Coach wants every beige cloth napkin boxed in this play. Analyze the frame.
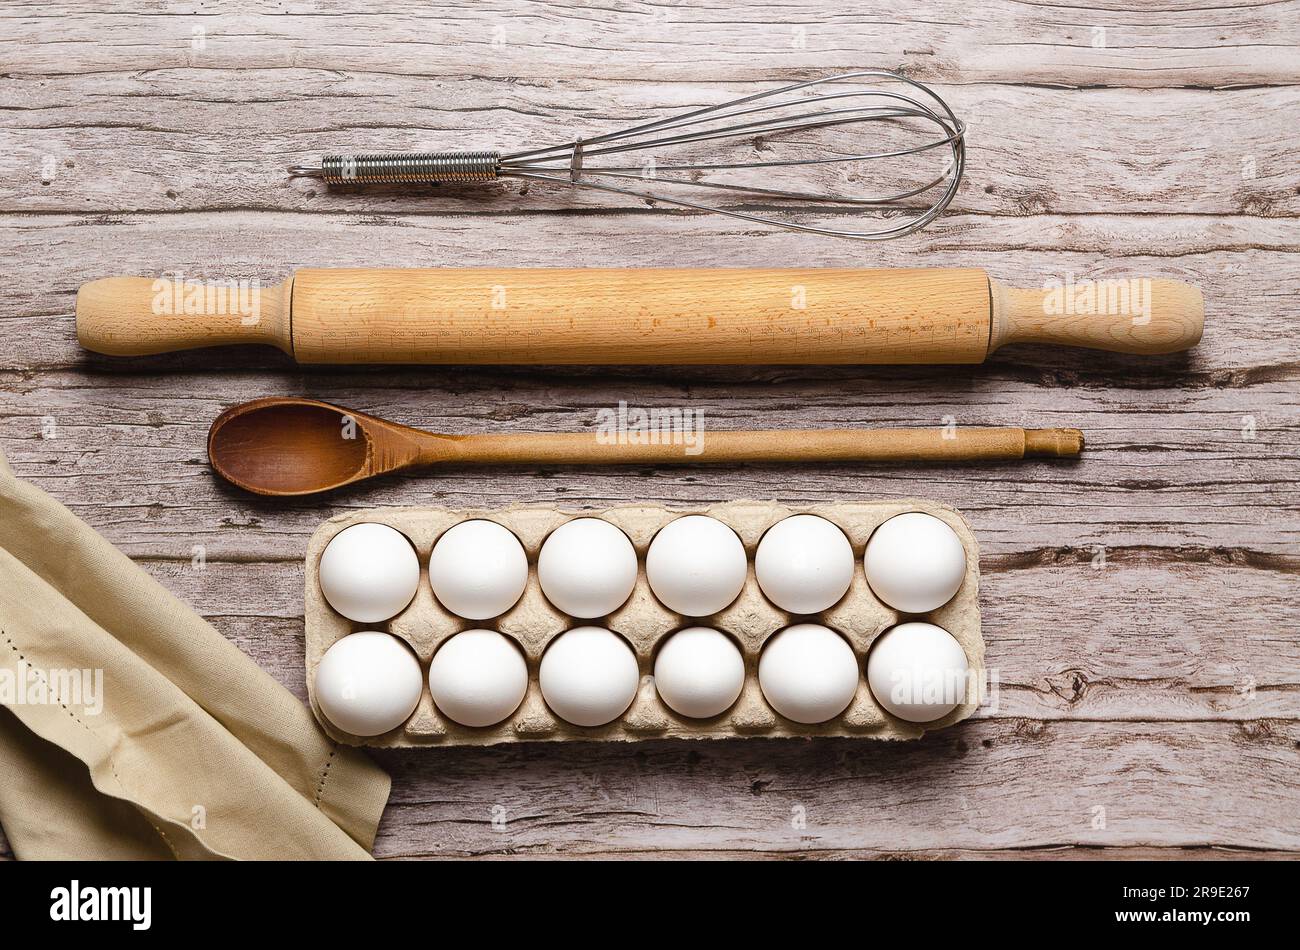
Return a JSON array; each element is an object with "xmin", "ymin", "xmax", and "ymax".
[{"xmin": 0, "ymin": 447, "xmax": 390, "ymax": 859}]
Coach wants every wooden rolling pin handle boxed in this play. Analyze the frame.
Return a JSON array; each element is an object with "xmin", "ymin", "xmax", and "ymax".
[
  {"xmin": 990, "ymin": 278, "xmax": 1203, "ymax": 355},
  {"xmin": 75, "ymin": 276, "xmax": 294, "ymax": 356}
]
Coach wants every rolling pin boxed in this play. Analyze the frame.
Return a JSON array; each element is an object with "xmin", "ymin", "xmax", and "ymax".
[{"xmin": 75, "ymin": 267, "xmax": 1203, "ymax": 363}]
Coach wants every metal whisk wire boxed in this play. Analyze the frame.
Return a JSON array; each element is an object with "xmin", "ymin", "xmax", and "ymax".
[{"xmin": 289, "ymin": 70, "xmax": 966, "ymax": 241}]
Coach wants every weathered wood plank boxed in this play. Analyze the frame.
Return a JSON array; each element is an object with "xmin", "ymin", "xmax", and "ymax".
[
  {"xmin": 364, "ymin": 721, "xmax": 1300, "ymax": 857},
  {"xmin": 7, "ymin": 563, "xmax": 1291, "ymax": 859},
  {"xmin": 368, "ymin": 847, "xmax": 1300, "ymax": 860},
  {"xmin": 2, "ymin": 2, "xmax": 1296, "ymax": 88},
  {"xmin": 1, "ymin": 367, "xmax": 1295, "ymax": 554},
  {"xmin": 1, "ymin": 213, "xmax": 1294, "ymax": 373},
  {"xmin": 1, "ymin": 824, "xmax": 1289, "ymax": 862},
  {"xmin": 10, "ymin": 606, "xmax": 1288, "ymax": 854},
  {"xmin": 3, "ymin": 79, "xmax": 1296, "ymax": 217},
  {"xmin": 199, "ymin": 553, "xmax": 1300, "ymax": 724}
]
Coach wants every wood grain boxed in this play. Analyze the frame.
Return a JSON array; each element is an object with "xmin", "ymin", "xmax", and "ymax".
[
  {"xmin": 362, "ymin": 721, "xmax": 1300, "ymax": 858},
  {"xmin": 3, "ymin": 2, "xmax": 1297, "ymax": 87},
  {"xmin": 2, "ymin": 213, "xmax": 1290, "ymax": 372},
  {"xmin": 2, "ymin": 374, "xmax": 1294, "ymax": 554},
  {"xmin": 112, "ymin": 559, "xmax": 1300, "ymax": 725},
  {"xmin": 8, "ymin": 81, "xmax": 1297, "ymax": 217},
  {"xmin": 0, "ymin": 0, "xmax": 1296, "ymax": 859}
]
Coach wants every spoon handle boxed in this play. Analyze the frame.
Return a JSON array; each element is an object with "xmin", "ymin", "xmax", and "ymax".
[{"xmin": 430, "ymin": 427, "xmax": 1082, "ymax": 465}]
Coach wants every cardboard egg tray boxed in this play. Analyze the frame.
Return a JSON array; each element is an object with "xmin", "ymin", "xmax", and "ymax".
[{"xmin": 304, "ymin": 500, "xmax": 984, "ymax": 747}]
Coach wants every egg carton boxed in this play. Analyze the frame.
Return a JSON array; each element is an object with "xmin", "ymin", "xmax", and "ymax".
[{"xmin": 303, "ymin": 500, "xmax": 984, "ymax": 747}]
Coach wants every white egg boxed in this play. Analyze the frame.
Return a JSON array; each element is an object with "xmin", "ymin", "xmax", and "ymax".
[
  {"xmin": 314, "ymin": 631, "xmax": 423, "ymax": 737},
  {"xmin": 427, "ymin": 629, "xmax": 528, "ymax": 728},
  {"xmin": 757, "ymin": 623, "xmax": 859, "ymax": 724},
  {"xmin": 863, "ymin": 511, "xmax": 967, "ymax": 613},
  {"xmin": 653, "ymin": 627, "xmax": 745, "ymax": 719},
  {"xmin": 645, "ymin": 515, "xmax": 748, "ymax": 616},
  {"xmin": 538, "ymin": 626, "xmax": 639, "ymax": 727},
  {"xmin": 318, "ymin": 522, "xmax": 420, "ymax": 623},
  {"xmin": 866, "ymin": 622, "xmax": 969, "ymax": 723},
  {"xmin": 755, "ymin": 514, "xmax": 855, "ymax": 614},
  {"xmin": 537, "ymin": 518, "xmax": 638, "ymax": 618},
  {"xmin": 427, "ymin": 519, "xmax": 529, "ymax": 620}
]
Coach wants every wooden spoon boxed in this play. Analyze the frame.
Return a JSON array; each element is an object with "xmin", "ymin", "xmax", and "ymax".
[{"xmin": 208, "ymin": 396, "xmax": 1083, "ymax": 497}]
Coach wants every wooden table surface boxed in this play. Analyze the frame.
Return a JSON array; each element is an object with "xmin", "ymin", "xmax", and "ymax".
[{"xmin": 1, "ymin": 1, "xmax": 1297, "ymax": 859}]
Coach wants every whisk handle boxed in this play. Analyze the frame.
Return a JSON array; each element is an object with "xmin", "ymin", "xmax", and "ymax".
[
  {"xmin": 312, "ymin": 152, "xmax": 501, "ymax": 185},
  {"xmin": 990, "ymin": 278, "xmax": 1203, "ymax": 356}
]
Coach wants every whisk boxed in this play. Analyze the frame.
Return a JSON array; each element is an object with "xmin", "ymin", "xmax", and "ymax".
[{"xmin": 288, "ymin": 70, "xmax": 966, "ymax": 241}]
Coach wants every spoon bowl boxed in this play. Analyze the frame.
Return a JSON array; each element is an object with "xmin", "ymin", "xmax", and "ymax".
[{"xmin": 209, "ymin": 398, "xmax": 375, "ymax": 495}]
